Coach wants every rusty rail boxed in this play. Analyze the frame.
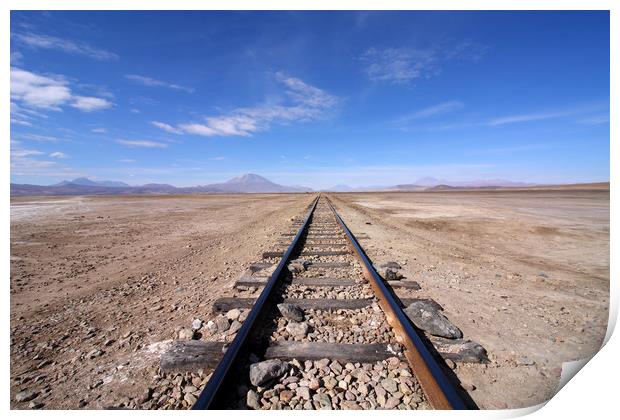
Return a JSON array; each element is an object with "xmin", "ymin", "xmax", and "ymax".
[{"xmin": 325, "ymin": 197, "xmax": 466, "ymax": 410}]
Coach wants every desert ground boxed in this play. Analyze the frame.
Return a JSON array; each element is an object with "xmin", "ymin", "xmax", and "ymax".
[{"xmin": 10, "ymin": 189, "xmax": 609, "ymax": 409}]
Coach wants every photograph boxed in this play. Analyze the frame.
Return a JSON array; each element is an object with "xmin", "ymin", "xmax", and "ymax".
[{"xmin": 8, "ymin": 7, "xmax": 611, "ymax": 411}]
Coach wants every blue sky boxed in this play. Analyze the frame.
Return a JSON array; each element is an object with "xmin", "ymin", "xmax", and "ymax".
[{"xmin": 10, "ymin": 11, "xmax": 609, "ymax": 188}]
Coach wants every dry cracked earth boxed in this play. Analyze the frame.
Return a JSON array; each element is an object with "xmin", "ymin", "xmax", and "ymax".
[{"xmin": 10, "ymin": 189, "xmax": 609, "ymax": 410}]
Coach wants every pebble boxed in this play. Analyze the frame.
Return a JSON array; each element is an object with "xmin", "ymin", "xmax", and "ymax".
[
  {"xmin": 191, "ymin": 319, "xmax": 203, "ymax": 330},
  {"xmin": 15, "ymin": 390, "xmax": 39, "ymax": 402},
  {"xmin": 226, "ymin": 309, "xmax": 241, "ymax": 321},
  {"xmin": 249, "ymin": 359, "xmax": 290, "ymax": 387}
]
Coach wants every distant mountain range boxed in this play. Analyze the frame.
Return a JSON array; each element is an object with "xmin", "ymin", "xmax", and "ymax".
[
  {"xmin": 322, "ymin": 177, "xmax": 535, "ymax": 192},
  {"xmin": 11, "ymin": 173, "xmax": 539, "ymax": 196},
  {"xmin": 11, "ymin": 174, "xmax": 313, "ymax": 196}
]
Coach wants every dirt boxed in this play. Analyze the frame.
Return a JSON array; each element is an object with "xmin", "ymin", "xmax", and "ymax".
[
  {"xmin": 10, "ymin": 194, "xmax": 313, "ymax": 409},
  {"xmin": 328, "ymin": 190, "xmax": 609, "ymax": 409},
  {"xmin": 10, "ymin": 189, "xmax": 609, "ymax": 410}
]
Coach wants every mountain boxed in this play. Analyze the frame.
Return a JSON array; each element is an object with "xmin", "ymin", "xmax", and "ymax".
[
  {"xmin": 324, "ymin": 184, "xmax": 355, "ymax": 192},
  {"xmin": 55, "ymin": 177, "xmax": 131, "ymax": 188},
  {"xmin": 204, "ymin": 173, "xmax": 313, "ymax": 193},
  {"xmin": 11, "ymin": 173, "xmax": 312, "ymax": 196},
  {"xmin": 413, "ymin": 177, "xmax": 535, "ymax": 188}
]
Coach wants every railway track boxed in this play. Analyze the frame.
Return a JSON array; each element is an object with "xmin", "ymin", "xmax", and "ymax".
[{"xmin": 171, "ymin": 195, "xmax": 469, "ymax": 409}]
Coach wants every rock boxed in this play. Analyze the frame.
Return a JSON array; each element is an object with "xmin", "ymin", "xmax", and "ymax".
[
  {"xmin": 246, "ymin": 390, "xmax": 261, "ymax": 410},
  {"xmin": 184, "ymin": 393, "xmax": 197, "ymax": 405},
  {"xmin": 288, "ymin": 259, "xmax": 308, "ymax": 274},
  {"xmin": 445, "ymin": 359, "xmax": 456, "ymax": 369},
  {"xmin": 86, "ymin": 349, "xmax": 103, "ymax": 359},
  {"xmin": 279, "ymin": 390, "xmax": 294, "ymax": 402},
  {"xmin": 249, "ymin": 359, "xmax": 289, "ymax": 387},
  {"xmin": 205, "ymin": 320, "xmax": 217, "ymax": 333},
  {"xmin": 379, "ymin": 261, "xmax": 401, "ymax": 270},
  {"xmin": 316, "ymin": 393, "xmax": 332, "ymax": 409},
  {"xmin": 403, "ymin": 300, "xmax": 462, "ymax": 339},
  {"xmin": 228, "ymin": 320, "xmax": 243, "ymax": 334},
  {"xmin": 277, "ymin": 303, "xmax": 305, "ymax": 322},
  {"xmin": 323, "ymin": 377, "xmax": 337, "ymax": 390},
  {"xmin": 28, "ymin": 401, "xmax": 44, "ymax": 409},
  {"xmin": 215, "ymin": 316, "xmax": 230, "ymax": 333},
  {"xmin": 15, "ymin": 390, "xmax": 39, "ymax": 402},
  {"xmin": 296, "ymin": 386, "xmax": 311, "ymax": 400},
  {"xmin": 381, "ymin": 378, "xmax": 398, "ymax": 393},
  {"xmin": 430, "ymin": 337, "xmax": 488, "ymax": 363},
  {"xmin": 342, "ymin": 401, "xmax": 362, "ymax": 409},
  {"xmin": 226, "ymin": 308, "xmax": 241, "ymax": 320},
  {"xmin": 516, "ymin": 356, "xmax": 535, "ymax": 366},
  {"xmin": 308, "ymin": 378, "xmax": 320, "ymax": 390},
  {"xmin": 178, "ymin": 328, "xmax": 195, "ymax": 340},
  {"xmin": 461, "ymin": 382, "xmax": 476, "ymax": 391},
  {"xmin": 191, "ymin": 319, "xmax": 203, "ymax": 330},
  {"xmin": 385, "ymin": 396, "xmax": 401, "ymax": 409},
  {"xmin": 286, "ymin": 322, "xmax": 309, "ymax": 337}
]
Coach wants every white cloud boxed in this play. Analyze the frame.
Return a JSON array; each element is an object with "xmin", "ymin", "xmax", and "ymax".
[
  {"xmin": 18, "ymin": 133, "xmax": 59, "ymax": 142},
  {"xmin": 117, "ymin": 158, "xmax": 136, "ymax": 163},
  {"xmin": 11, "ymin": 67, "xmax": 113, "ymax": 113},
  {"xmin": 12, "ymin": 32, "xmax": 118, "ymax": 61},
  {"xmin": 396, "ymin": 101, "xmax": 464, "ymax": 123},
  {"xmin": 360, "ymin": 42, "xmax": 487, "ymax": 85},
  {"xmin": 125, "ymin": 74, "xmax": 194, "ymax": 93},
  {"xmin": 487, "ymin": 110, "xmax": 574, "ymax": 126},
  {"xmin": 209, "ymin": 156, "xmax": 225, "ymax": 161},
  {"xmin": 151, "ymin": 121, "xmax": 182, "ymax": 134},
  {"xmin": 50, "ymin": 151, "xmax": 68, "ymax": 159},
  {"xmin": 130, "ymin": 108, "xmax": 141, "ymax": 114},
  {"xmin": 157, "ymin": 73, "xmax": 338, "ymax": 138},
  {"xmin": 11, "ymin": 51, "xmax": 23, "ymax": 64},
  {"xmin": 116, "ymin": 139, "xmax": 168, "ymax": 148},
  {"xmin": 72, "ymin": 96, "xmax": 113, "ymax": 112},
  {"xmin": 91, "ymin": 128, "xmax": 107, "ymax": 133},
  {"xmin": 361, "ymin": 47, "xmax": 437, "ymax": 84},
  {"xmin": 11, "ymin": 142, "xmax": 78, "ymax": 178},
  {"xmin": 11, "ymin": 67, "xmax": 72, "ymax": 109}
]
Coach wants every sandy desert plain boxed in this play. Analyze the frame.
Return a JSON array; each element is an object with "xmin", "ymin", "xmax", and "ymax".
[{"xmin": 9, "ymin": 186, "xmax": 610, "ymax": 410}]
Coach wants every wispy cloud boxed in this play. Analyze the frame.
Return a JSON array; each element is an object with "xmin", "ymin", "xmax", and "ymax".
[
  {"xmin": 487, "ymin": 110, "xmax": 575, "ymax": 126},
  {"xmin": 12, "ymin": 32, "xmax": 118, "ymax": 61},
  {"xmin": 11, "ymin": 67, "xmax": 114, "ymax": 113},
  {"xmin": 116, "ymin": 139, "xmax": 168, "ymax": 148},
  {"xmin": 209, "ymin": 156, "xmax": 225, "ymax": 161},
  {"xmin": 50, "ymin": 151, "xmax": 68, "ymax": 159},
  {"xmin": 578, "ymin": 115, "xmax": 610, "ymax": 125},
  {"xmin": 11, "ymin": 141, "xmax": 78, "ymax": 178},
  {"xmin": 117, "ymin": 158, "xmax": 136, "ymax": 163},
  {"xmin": 18, "ymin": 133, "xmax": 59, "ymax": 142},
  {"xmin": 157, "ymin": 73, "xmax": 338, "ymax": 138},
  {"xmin": 395, "ymin": 100, "xmax": 464, "ymax": 124},
  {"xmin": 91, "ymin": 128, "xmax": 107, "ymax": 133},
  {"xmin": 125, "ymin": 74, "xmax": 194, "ymax": 93},
  {"xmin": 360, "ymin": 42, "xmax": 487, "ymax": 85},
  {"xmin": 151, "ymin": 121, "xmax": 182, "ymax": 134}
]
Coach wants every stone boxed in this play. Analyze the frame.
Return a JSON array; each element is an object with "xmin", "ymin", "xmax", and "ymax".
[
  {"xmin": 215, "ymin": 316, "xmax": 230, "ymax": 333},
  {"xmin": 249, "ymin": 359, "xmax": 290, "ymax": 387},
  {"xmin": 381, "ymin": 378, "xmax": 398, "ymax": 394},
  {"xmin": 385, "ymin": 396, "xmax": 401, "ymax": 409},
  {"xmin": 184, "ymin": 393, "xmax": 197, "ymax": 405},
  {"xmin": 445, "ymin": 359, "xmax": 456, "ymax": 369},
  {"xmin": 288, "ymin": 259, "xmax": 308, "ymax": 274},
  {"xmin": 15, "ymin": 390, "xmax": 39, "ymax": 403},
  {"xmin": 226, "ymin": 308, "xmax": 241, "ymax": 320},
  {"xmin": 342, "ymin": 401, "xmax": 362, "ymax": 409},
  {"xmin": 86, "ymin": 349, "xmax": 103, "ymax": 359},
  {"xmin": 191, "ymin": 319, "xmax": 203, "ymax": 330},
  {"xmin": 380, "ymin": 261, "xmax": 401, "ymax": 270},
  {"xmin": 403, "ymin": 300, "xmax": 462, "ymax": 339},
  {"xmin": 323, "ymin": 377, "xmax": 337, "ymax": 390},
  {"xmin": 205, "ymin": 320, "xmax": 217, "ymax": 333},
  {"xmin": 462, "ymin": 383, "xmax": 476, "ymax": 391},
  {"xmin": 178, "ymin": 327, "xmax": 195, "ymax": 340},
  {"xmin": 280, "ymin": 390, "xmax": 294, "ymax": 402},
  {"xmin": 296, "ymin": 386, "xmax": 311, "ymax": 400},
  {"xmin": 286, "ymin": 322, "xmax": 309, "ymax": 337},
  {"xmin": 316, "ymin": 393, "xmax": 332, "ymax": 409},
  {"xmin": 246, "ymin": 390, "xmax": 261, "ymax": 410},
  {"xmin": 28, "ymin": 401, "xmax": 44, "ymax": 409},
  {"xmin": 228, "ymin": 320, "xmax": 243, "ymax": 334},
  {"xmin": 308, "ymin": 378, "xmax": 320, "ymax": 391},
  {"xmin": 277, "ymin": 303, "xmax": 305, "ymax": 322}
]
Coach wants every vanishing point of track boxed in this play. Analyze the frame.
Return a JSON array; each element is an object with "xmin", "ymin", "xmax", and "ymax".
[{"xmin": 193, "ymin": 195, "xmax": 467, "ymax": 410}]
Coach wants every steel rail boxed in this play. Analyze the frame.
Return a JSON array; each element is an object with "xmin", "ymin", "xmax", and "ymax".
[
  {"xmin": 192, "ymin": 196, "xmax": 319, "ymax": 409},
  {"xmin": 325, "ymin": 197, "xmax": 467, "ymax": 410}
]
